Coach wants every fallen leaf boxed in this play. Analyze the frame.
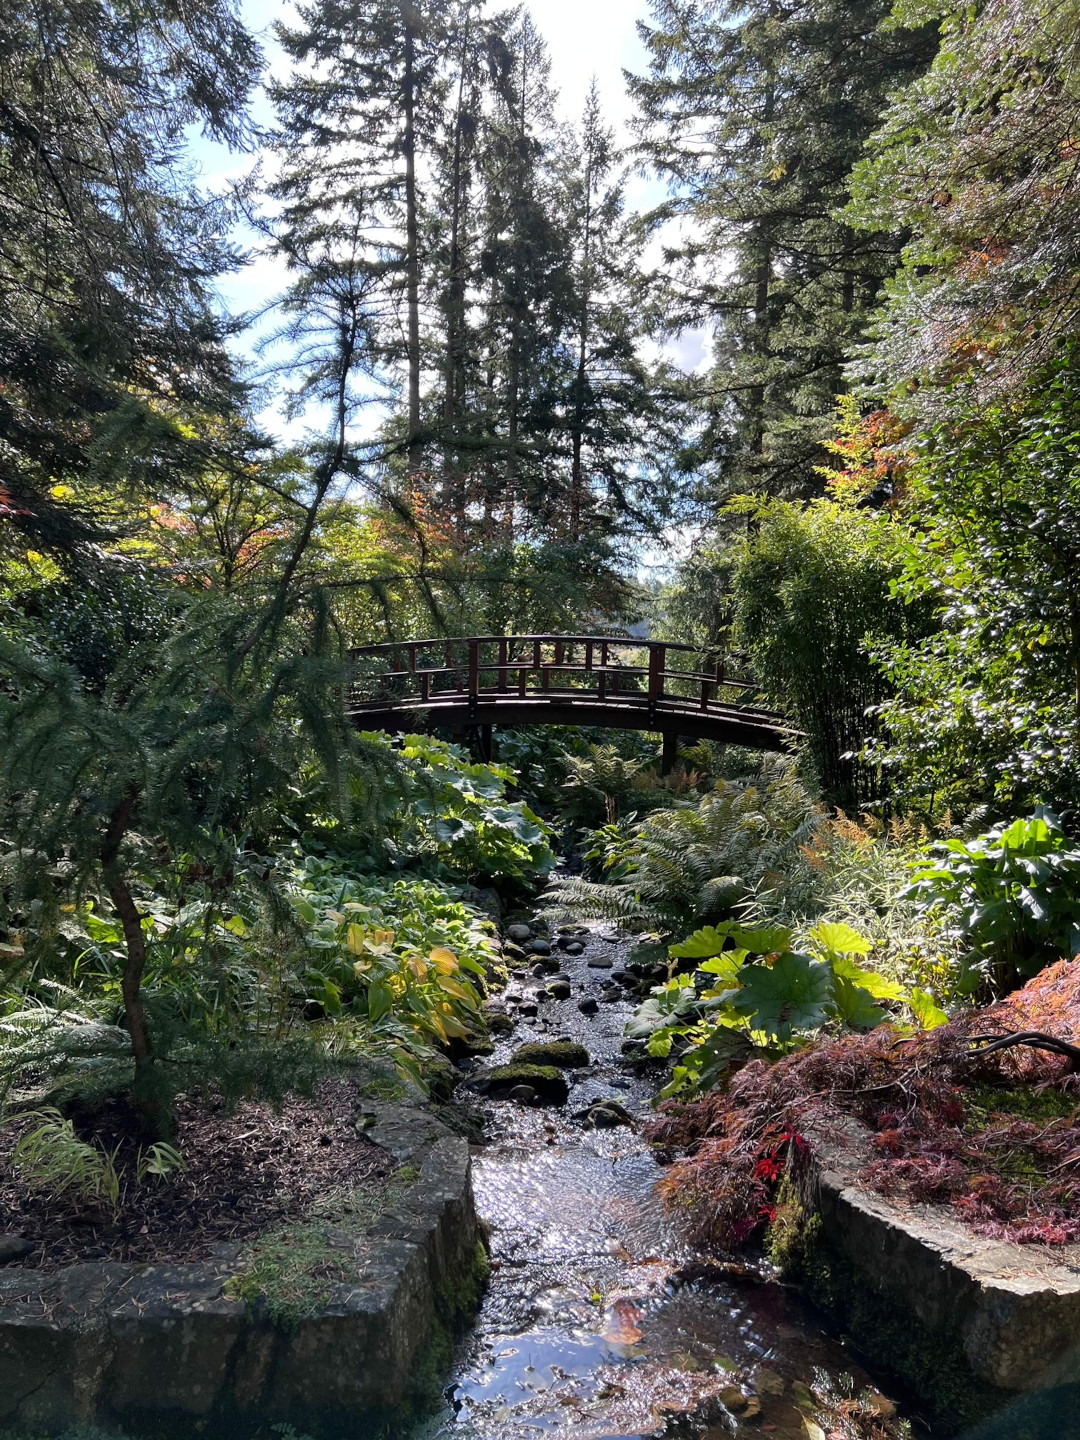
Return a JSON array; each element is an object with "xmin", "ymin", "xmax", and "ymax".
[{"xmin": 602, "ymin": 1297, "xmax": 645, "ymax": 1345}]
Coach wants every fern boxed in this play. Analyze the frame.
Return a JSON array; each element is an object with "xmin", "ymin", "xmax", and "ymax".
[{"xmin": 545, "ymin": 756, "xmax": 825, "ymax": 936}]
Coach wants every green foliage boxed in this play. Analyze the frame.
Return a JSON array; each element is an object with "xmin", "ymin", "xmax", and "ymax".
[
  {"xmin": 630, "ymin": 0, "xmax": 935, "ymax": 501},
  {"xmin": 731, "ymin": 497, "xmax": 922, "ymax": 807},
  {"xmin": 11, "ymin": 1109, "xmax": 122, "ymax": 1211},
  {"xmin": 846, "ymin": 0, "xmax": 1080, "ymax": 395},
  {"xmin": 363, "ymin": 733, "xmax": 555, "ymax": 887},
  {"xmin": 869, "ymin": 355, "xmax": 1080, "ymax": 814},
  {"xmin": 281, "ymin": 856, "xmax": 500, "ymax": 1053},
  {"xmin": 544, "ymin": 755, "xmax": 822, "ymax": 934},
  {"xmin": 903, "ymin": 808, "xmax": 1080, "ymax": 985},
  {"xmin": 634, "ymin": 919, "xmax": 930, "ymax": 1097}
]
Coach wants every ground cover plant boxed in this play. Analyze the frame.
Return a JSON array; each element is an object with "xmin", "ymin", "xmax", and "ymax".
[{"xmin": 649, "ymin": 959, "xmax": 1080, "ymax": 1249}]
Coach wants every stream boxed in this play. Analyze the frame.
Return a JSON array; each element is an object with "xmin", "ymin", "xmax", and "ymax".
[{"xmin": 413, "ymin": 919, "xmax": 911, "ymax": 1440}]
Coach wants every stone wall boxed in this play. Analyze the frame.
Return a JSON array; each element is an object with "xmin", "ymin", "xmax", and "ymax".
[
  {"xmin": 0, "ymin": 1103, "xmax": 484, "ymax": 1438},
  {"xmin": 791, "ymin": 1113, "xmax": 1080, "ymax": 1430}
]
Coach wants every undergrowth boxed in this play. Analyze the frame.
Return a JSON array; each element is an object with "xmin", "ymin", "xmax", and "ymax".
[{"xmin": 650, "ymin": 959, "xmax": 1080, "ymax": 1247}]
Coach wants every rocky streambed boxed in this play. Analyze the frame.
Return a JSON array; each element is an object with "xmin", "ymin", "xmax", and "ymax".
[{"xmin": 416, "ymin": 917, "xmax": 909, "ymax": 1440}]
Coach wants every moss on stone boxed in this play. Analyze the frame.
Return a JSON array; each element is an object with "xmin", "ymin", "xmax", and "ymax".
[
  {"xmin": 510, "ymin": 1040, "xmax": 590, "ymax": 1069},
  {"xmin": 473, "ymin": 1063, "xmax": 569, "ymax": 1103},
  {"xmin": 765, "ymin": 1185, "xmax": 1003, "ymax": 1435},
  {"xmin": 225, "ymin": 1169, "xmax": 417, "ymax": 1332}
]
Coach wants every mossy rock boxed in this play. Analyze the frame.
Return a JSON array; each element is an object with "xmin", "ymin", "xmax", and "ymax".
[
  {"xmin": 472, "ymin": 1063, "xmax": 569, "ymax": 1104},
  {"xmin": 511, "ymin": 1040, "xmax": 590, "ymax": 1070},
  {"xmin": 484, "ymin": 1009, "xmax": 515, "ymax": 1034}
]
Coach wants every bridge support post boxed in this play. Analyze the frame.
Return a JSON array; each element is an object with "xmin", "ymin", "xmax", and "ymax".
[
  {"xmin": 478, "ymin": 724, "xmax": 493, "ymax": 764},
  {"xmin": 662, "ymin": 731, "xmax": 679, "ymax": 776}
]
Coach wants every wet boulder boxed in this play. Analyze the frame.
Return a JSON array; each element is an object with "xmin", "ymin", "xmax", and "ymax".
[
  {"xmin": 471, "ymin": 1064, "xmax": 569, "ymax": 1105},
  {"xmin": 506, "ymin": 923, "xmax": 533, "ymax": 943}
]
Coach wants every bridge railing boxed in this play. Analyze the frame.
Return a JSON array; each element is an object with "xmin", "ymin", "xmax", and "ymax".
[{"xmin": 348, "ymin": 635, "xmax": 765, "ymax": 718}]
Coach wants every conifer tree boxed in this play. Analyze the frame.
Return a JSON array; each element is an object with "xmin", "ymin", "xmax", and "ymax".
[
  {"xmin": 271, "ymin": 0, "xmax": 450, "ymax": 472},
  {"xmin": 0, "ymin": 0, "xmax": 260, "ymax": 562},
  {"xmin": 630, "ymin": 0, "xmax": 936, "ymax": 502},
  {"xmin": 554, "ymin": 82, "xmax": 683, "ymax": 545}
]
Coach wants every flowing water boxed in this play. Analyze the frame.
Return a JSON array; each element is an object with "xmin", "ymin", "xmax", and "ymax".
[{"xmin": 414, "ymin": 921, "xmax": 911, "ymax": 1440}]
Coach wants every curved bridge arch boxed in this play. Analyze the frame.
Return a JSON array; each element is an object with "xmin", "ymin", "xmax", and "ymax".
[{"xmin": 349, "ymin": 636, "xmax": 798, "ymax": 761}]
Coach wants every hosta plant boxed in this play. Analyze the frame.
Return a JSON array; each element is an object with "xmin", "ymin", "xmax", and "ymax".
[
  {"xmin": 903, "ymin": 807, "xmax": 1080, "ymax": 985},
  {"xmin": 629, "ymin": 920, "xmax": 942, "ymax": 1096}
]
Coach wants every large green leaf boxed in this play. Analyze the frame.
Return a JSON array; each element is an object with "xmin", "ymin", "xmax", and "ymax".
[
  {"xmin": 729, "ymin": 925, "xmax": 793, "ymax": 955},
  {"xmin": 625, "ymin": 978, "xmax": 699, "ymax": 1038},
  {"xmin": 828, "ymin": 953, "xmax": 905, "ymax": 1001},
  {"xmin": 732, "ymin": 954, "xmax": 834, "ymax": 1041},
  {"xmin": 910, "ymin": 987, "xmax": 949, "ymax": 1030},
  {"xmin": 811, "ymin": 921, "xmax": 872, "ymax": 956},
  {"xmin": 669, "ymin": 924, "xmax": 736, "ymax": 960},
  {"xmin": 832, "ymin": 977, "xmax": 887, "ymax": 1030}
]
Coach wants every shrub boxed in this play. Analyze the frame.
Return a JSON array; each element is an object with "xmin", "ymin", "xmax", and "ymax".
[
  {"xmin": 731, "ymin": 497, "xmax": 920, "ymax": 808},
  {"xmin": 359, "ymin": 732, "xmax": 556, "ymax": 887},
  {"xmin": 544, "ymin": 754, "xmax": 823, "ymax": 935},
  {"xmin": 903, "ymin": 808, "xmax": 1080, "ymax": 988},
  {"xmin": 628, "ymin": 919, "xmax": 941, "ymax": 1097}
]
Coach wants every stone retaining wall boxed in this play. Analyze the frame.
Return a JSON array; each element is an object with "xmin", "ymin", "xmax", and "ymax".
[
  {"xmin": 0, "ymin": 1103, "xmax": 483, "ymax": 1437},
  {"xmin": 793, "ymin": 1114, "xmax": 1080, "ymax": 1424}
]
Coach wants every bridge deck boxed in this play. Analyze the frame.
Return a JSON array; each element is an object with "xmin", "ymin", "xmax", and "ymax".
[{"xmin": 349, "ymin": 636, "xmax": 798, "ymax": 753}]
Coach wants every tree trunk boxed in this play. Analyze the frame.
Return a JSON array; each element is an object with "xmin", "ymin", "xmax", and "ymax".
[
  {"xmin": 404, "ymin": 18, "xmax": 423, "ymax": 473},
  {"xmin": 100, "ymin": 790, "xmax": 162, "ymax": 1139},
  {"xmin": 570, "ymin": 151, "xmax": 593, "ymax": 541},
  {"xmin": 444, "ymin": 7, "xmax": 473, "ymax": 531}
]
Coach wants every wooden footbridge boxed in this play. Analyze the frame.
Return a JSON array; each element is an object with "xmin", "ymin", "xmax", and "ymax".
[{"xmin": 349, "ymin": 636, "xmax": 798, "ymax": 766}]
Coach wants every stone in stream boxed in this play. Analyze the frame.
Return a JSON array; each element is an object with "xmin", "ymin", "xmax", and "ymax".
[
  {"xmin": 587, "ymin": 955, "xmax": 614, "ymax": 970},
  {"xmin": 482, "ymin": 1008, "xmax": 514, "ymax": 1034},
  {"xmin": 577, "ymin": 996, "xmax": 600, "ymax": 1016},
  {"xmin": 580, "ymin": 1100, "xmax": 633, "ymax": 1129},
  {"xmin": 507, "ymin": 1085, "xmax": 538, "ymax": 1106},
  {"xmin": 531, "ymin": 938, "xmax": 552, "ymax": 957},
  {"xmin": 471, "ymin": 1064, "xmax": 569, "ymax": 1105},
  {"xmin": 547, "ymin": 979, "xmax": 572, "ymax": 1000},
  {"xmin": 516, "ymin": 1001, "xmax": 539, "ymax": 1018},
  {"xmin": 506, "ymin": 923, "xmax": 533, "ymax": 943},
  {"xmin": 0, "ymin": 1236, "xmax": 34, "ymax": 1265},
  {"xmin": 564, "ymin": 941, "xmax": 585, "ymax": 955},
  {"xmin": 511, "ymin": 1040, "xmax": 590, "ymax": 1069}
]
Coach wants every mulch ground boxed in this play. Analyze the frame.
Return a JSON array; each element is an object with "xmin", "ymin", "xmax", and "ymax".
[{"xmin": 0, "ymin": 1078, "xmax": 390, "ymax": 1272}]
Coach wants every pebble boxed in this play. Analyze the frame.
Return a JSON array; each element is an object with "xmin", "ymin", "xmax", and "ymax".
[
  {"xmin": 577, "ymin": 996, "xmax": 600, "ymax": 1016},
  {"xmin": 0, "ymin": 1236, "xmax": 34, "ymax": 1266}
]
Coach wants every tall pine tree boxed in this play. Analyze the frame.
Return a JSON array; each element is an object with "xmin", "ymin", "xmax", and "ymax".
[{"xmin": 631, "ymin": 0, "xmax": 936, "ymax": 501}]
